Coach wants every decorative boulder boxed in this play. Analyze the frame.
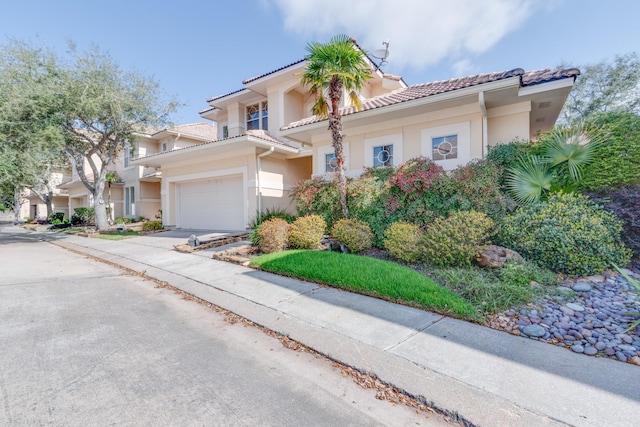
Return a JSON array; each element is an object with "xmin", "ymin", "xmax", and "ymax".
[{"xmin": 476, "ymin": 245, "xmax": 523, "ymax": 268}]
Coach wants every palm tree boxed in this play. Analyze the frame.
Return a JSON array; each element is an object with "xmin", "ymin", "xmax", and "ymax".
[{"xmin": 301, "ymin": 34, "xmax": 372, "ymax": 217}]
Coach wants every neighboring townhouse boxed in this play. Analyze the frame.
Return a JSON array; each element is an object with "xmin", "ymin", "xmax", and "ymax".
[
  {"xmin": 58, "ymin": 123, "xmax": 217, "ymax": 222},
  {"xmin": 133, "ymin": 43, "xmax": 578, "ymax": 231},
  {"xmin": 19, "ymin": 166, "xmax": 72, "ymax": 221}
]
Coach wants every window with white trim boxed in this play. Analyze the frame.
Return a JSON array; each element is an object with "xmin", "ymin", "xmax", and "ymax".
[
  {"xmin": 222, "ymin": 125, "xmax": 229, "ymax": 138},
  {"xmin": 162, "ymin": 142, "xmax": 167, "ymax": 152},
  {"xmin": 246, "ymin": 101, "xmax": 268, "ymax": 131},
  {"xmin": 125, "ymin": 186, "xmax": 135, "ymax": 216},
  {"xmin": 420, "ymin": 121, "xmax": 471, "ymax": 170},
  {"xmin": 432, "ymin": 135, "xmax": 458, "ymax": 160},
  {"xmin": 123, "ymin": 143, "xmax": 131, "ymax": 168},
  {"xmin": 373, "ymin": 145, "xmax": 393, "ymax": 167},
  {"xmin": 364, "ymin": 133, "xmax": 403, "ymax": 168},
  {"xmin": 325, "ymin": 153, "xmax": 338, "ymax": 173}
]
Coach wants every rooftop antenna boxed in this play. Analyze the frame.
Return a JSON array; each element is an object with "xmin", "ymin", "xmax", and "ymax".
[{"xmin": 371, "ymin": 41, "xmax": 390, "ymax": 71}]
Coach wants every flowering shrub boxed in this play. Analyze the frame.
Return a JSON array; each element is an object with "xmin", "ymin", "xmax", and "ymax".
[
  {"xmin": 331, "ymin": 219, "xmax": 374, "ymax": 253},
  {"xmin": 383, "ymin": 157, "xmax": 449, "ymax": 228},
  {"xmin": 496, "ymin": 193, "xmax": 631, "ymax": 276},
  {"xmin": 287, "ymin": 215, "xmax": 326, "ymax": 249},
  {"xmin": 383, "ymin": 222, "xmax": 424, "ymax": 263},
  {"xmin": 258, "ymin": 218, "xmax": 290, "ymax": 254},
  {"xmin": 422, "ymin": 210, "xmax": 494, "ymax": 267}
]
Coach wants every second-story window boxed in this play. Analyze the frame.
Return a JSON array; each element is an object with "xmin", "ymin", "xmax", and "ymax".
[
  {"xmin": 246, "ymin": 101, "xmax": 268, "ymax": 131},
  {"xmin": 124, "ymin": 143, "xmax": 132, "ymax": 168}
]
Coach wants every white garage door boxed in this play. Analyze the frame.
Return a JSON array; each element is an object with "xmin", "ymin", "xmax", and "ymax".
[{"xmin": 178, "ymin": 175, "xmax": 244, "ymax": 230}]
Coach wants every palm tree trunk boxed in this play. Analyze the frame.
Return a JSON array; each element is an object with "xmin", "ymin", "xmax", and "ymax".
[{"xmin": 329, "ymin": 77, "xmax": 349, "ymax": 218}]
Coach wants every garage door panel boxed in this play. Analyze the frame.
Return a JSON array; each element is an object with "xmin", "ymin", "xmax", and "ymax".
[{"xmin": 178, "ymin": 175, "xmax": 244, "ymax": 230}]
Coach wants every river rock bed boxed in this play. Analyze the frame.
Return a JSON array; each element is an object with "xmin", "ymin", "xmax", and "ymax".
[{"xmin": 492, "ymin": 270, "xmax": 640, "ymax": 365}]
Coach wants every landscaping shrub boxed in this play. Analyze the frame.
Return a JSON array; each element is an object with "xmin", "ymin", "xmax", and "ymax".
[
  {"xmin": 347, "ymin": 169, "xmax": 389, "ymax": 246},
  {"xmin": 114, "ymin": 217, "xmax": 135, "ymax": 224},
  {"xmin": 486, "ymin": 138, "xmax": 532, "ymax": 178},
  {"xmin": 586, "ymin": 184, "xmax": 640, "ymax": 259},
  {"xmin": 331, "ymin": 218, "xmax": 374, "ymax": 253},
  {"xmin": 71, "ymin": 207, "xmax": 95, "ymax": 225},
  {"xmin": 383, "ymin": 222, "xmax": 424, "ymax": 263},
  {"xmin": 578, "ymin": 112, "xmax": 640, "ymax": 191},
  {"xmin": 142, "ymin": 221, "xmax": 162, "ymax": 231},
  {"xmin": 422, "ymin": 210, "xmax": 494, "ymax": 267},
  {"xmin": 383, "ymin": 157, "xmax": 450, "ymax": 228},
  {"xmin": 447, "ymin": 159, "xmax": 511, "ymax": 220},
  {"xmin": 258, "ymin": 218, "xmax": 290, "ymax": 254},
  {"xmin": 48, "ymin": 212, "xmax": 64, "ymax": 223},
  {"xmin": 496, "ymin": 193, "xmax": 631, "ymax": 276},
  {"xmin": 249, "ymin": 207, "xmax": 296, "ymax": 247},
  {"xmin": 290, "ymin": 177, "xmax": 342, "ymax": 228},
  {"xmin": 287, "ymin": 215, "xmax": 326, "ymax": 249}
]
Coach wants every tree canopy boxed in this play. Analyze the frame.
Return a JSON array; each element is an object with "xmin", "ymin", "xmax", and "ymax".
[
  {"xmin": 560, "ymin": 52, "xmax": 640, "ymax": 123},
  {"xmin": 0, "ymin": 39, "xmax": 177, "ymax": 228}
]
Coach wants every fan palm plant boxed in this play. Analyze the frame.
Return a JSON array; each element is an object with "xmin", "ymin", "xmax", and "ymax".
[
  {"xmin": 506, "ymin": 123, "xmax": 601, "ymax": 205},
  {"xmin": 300, "ymin": 34, "xmax": 372, "ymax": 218}
]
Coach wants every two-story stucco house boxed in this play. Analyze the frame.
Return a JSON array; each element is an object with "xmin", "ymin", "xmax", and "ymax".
[
  {"xmin": 58, "ymin": 122, "xmax": 217, "ymax": 222},
  {"xmin": 133, "ymin": 43, "xmax": 578, "ymax": 231}
]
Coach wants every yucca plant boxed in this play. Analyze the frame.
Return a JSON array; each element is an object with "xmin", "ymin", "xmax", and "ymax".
[{"xmin": 506, "ymin": 123, "xmax": 601, "ymax": 205}]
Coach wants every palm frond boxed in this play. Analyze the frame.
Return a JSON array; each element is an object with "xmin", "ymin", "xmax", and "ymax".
[
  {"xmin": 542, "ymin": 123, "xmax": 601, "ymax": 181},
  {"xmin": 506, "ymin": 155, "xmax": 553, "ymax": 205}
]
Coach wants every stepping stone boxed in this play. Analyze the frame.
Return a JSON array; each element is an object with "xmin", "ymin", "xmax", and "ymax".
[{"xmin": 522, "ymin": 324, "xmax": 546, "ymax": 338}]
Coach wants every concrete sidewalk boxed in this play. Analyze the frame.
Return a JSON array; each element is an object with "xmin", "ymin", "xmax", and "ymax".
[{"xmin": 38, "ymin": 228, "xmax": 638, "ymax": 426}]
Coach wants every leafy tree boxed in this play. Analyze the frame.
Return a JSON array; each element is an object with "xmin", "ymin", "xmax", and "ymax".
[
  {"xmin": 57, "ymin": 46, "xmax": 176, "ymax": 230},
  {"xmin": 0, "ymin": 40, "xmax": 177, "ymax": 230},
  {"xmin": 0, "ymin": 40, "xmax": 66, "ymax": 219},
  {"xmin": 561, "ymin": 52, "xmax": 640, "ymax": 123},
  {"xmin": 301, "ymin": 34, "xmax": 371, "ymax": 218}
]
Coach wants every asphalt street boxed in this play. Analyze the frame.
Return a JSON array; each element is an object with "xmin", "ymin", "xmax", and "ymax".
[{"xmin": 0, "ymin": 224, "xmax": 452, "ymax": 426}]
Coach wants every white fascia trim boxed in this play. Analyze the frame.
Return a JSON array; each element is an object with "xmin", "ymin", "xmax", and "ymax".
[
  {"xmin": 518, "ymin": 78, "xmax": 574, "ymax": 97},
  {"xmin": 207, "ymin": 88, "xmax": 252, "ymax": 106},
  {"xmin": 244, "ymin": 62, "xmax": 307, "ymax": 88},
  {"xmin": 280, "ymin": 77, "xmax": 520, "ymax": 136}
]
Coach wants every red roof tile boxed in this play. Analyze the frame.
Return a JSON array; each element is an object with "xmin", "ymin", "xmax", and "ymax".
[{"xmin": 282, "ymin": 68, "xmax": 580, "ymax": 131}]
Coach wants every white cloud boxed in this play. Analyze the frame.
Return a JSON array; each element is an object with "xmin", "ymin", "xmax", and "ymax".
[{"xmin": 273, "ymin": 0, "xmax": 551, "ymax": 73}]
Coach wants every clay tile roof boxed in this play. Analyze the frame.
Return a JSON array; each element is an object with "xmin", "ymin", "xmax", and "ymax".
[
  {"xmin": 242, "ymin": 59, "xmax": 306, "ymax": 84},
  {"xmin": 282, "ymin": 67, "xmax": 580, "ymax": 131},
  {"xmin": 521, "ymin": 68, "xmax": 580, "ymax": 86},
  {"xmin": 164, "ymin": 122, "xmax": 217, "ymax": 140}
]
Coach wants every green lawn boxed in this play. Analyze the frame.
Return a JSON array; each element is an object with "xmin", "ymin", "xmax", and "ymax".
[
  {"xmin": 250, "ymin": 250, "xmax": 482, "ymax": 322},
  {"xmin": 94, "ymin": 231, "xmax": 140, "ymax": 240}
]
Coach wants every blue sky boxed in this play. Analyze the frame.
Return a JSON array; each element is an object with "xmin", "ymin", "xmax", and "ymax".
[{"xmin": 2, "ymin": 0, "xmax": 638, "ymax": 124}]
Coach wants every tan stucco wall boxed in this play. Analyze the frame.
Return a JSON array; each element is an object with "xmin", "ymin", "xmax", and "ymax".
[
  {"xmin": 259, "ymin": 155, "xmax": 312, "ymax": 216},
  {"xmin": 310, "ymin": 103, "xmax": 485, "ymax": 174},
  {"xmin": 488, "ymin": 111, "xmax": 531, "ymax": 146},
  {"xmin": 282, "ymin": 90, "xmax": 305, "ymax": 129}
]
